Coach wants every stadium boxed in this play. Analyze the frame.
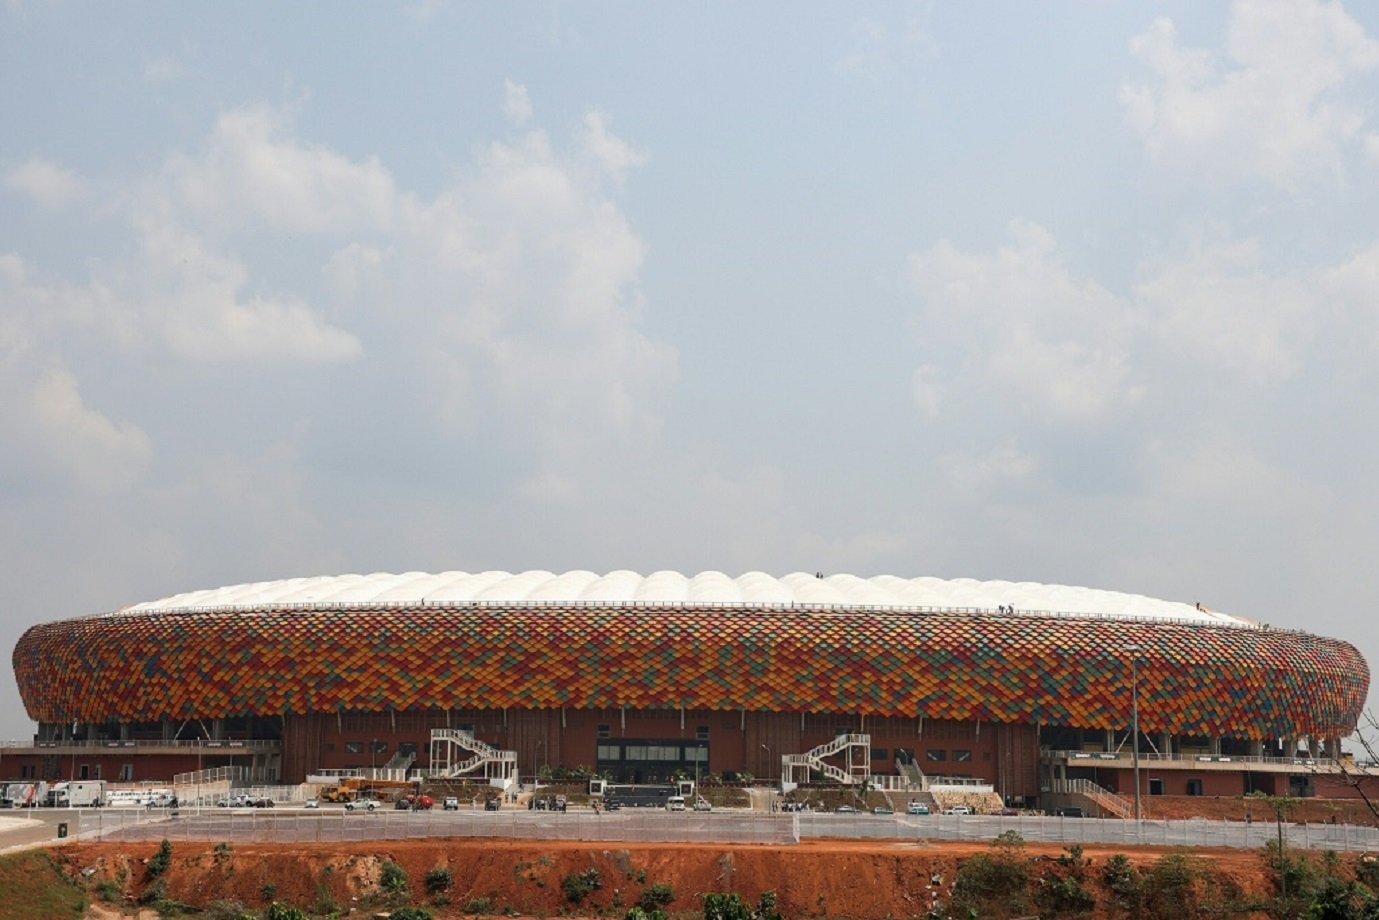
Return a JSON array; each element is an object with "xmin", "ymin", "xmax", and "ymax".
[{"xmin": 8, "ymin": 570, "xmax": 1371, "ymax": 812}]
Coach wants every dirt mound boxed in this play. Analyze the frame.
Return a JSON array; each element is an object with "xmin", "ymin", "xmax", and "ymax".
[{"xmin": 17, "ymin": 837, "xmax": 1321, "ymax": 920}]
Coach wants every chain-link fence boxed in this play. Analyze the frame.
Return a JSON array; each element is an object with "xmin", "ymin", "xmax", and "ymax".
[
  {"xmin": 79, "ymin": 808, "xmax": 801, "ymax": 846},
  {"xmin": 796, "ymin": 813, "xmax": 1379, "ymax": 852},
  {"xmin": 61, "ymin": 807, "xmax": 1379, "ymax": 853}
]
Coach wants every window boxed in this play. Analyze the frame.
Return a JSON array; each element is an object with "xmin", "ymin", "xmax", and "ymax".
[
  {"xmin": 686, "ymin": 744, "xmax": 708, "ymax": 763},
  {"xmin": 925, "ymin": 749, "xmax": 947, "ymax": 762},
  {"xmin": 1149, "ymin": 778, "xmax": 1164, "ymax": 796},
  {"xmin": 399, "ymin": 742, "xmax": 417, "ymax": 756},
  {"xmin": 120, "ymin": 764, "xmax": 133, "ymax": 782},
  {"xmin": 597, "ymin": 744, "xmax": 621, "ymax": 761},
  {"xmin": 871, "ymin": 748, "xmax": 889, "ymax": 761},
  {"xmin": 371, "ymin": 740, "xmax": 388, "ymax": 754},
  {"xmin": 696, "ymin": 725, "xmax": 710, "ymax": 740},
  {"xmin": 93, "ymin": 765, "xmax": 102, "ymax": 779},
  {"xmin": 953, "ymin": 750, "xmax": 972, "ymax": 763},
  {"xmin": 597, "ymin": 724, "xmax": 611, "ymax": 739},
  {"xmin": 345, "ymin": 741, "xmax": 363, "ymax": 754},
  {"xmin": 1186, "ymin": 779, "xmax": 1203, "ymax": 797},
  {"xmin": 79, "ymin": 764, "xmax": 89, "ymax": 780}
]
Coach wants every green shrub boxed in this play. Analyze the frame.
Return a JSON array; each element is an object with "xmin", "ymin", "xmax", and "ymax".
[
  {"xmin": 463, "ymin": 895, "xmax": 496, "ymax": 913},
  {"xmin": 380, "ymin": 860, "xmax": 408, "ymax": 894},
  {"xmin": 386, "ymin": 908, "xmax": 433, "ymax": 920},
  {"xmin": 265, "ymin": 903, "xmax": 307, "ymax": 920},
  {"xmin": 1036, "ymin": 872, "xmax": 1096, "ymax": 917},
  {"xmin": 94, "ymin": 879, "xmax": 120, "ymax": 902},
  {"xmin": 701, "ymin": 891, "xmax": 782, "ymax": 920},
  {"xmin": 138, "ymin": 878, "xmax": 166, "ymax": 905},
  {"xmin": 1141, "ymin": 853, "xmax": 1200, "ymax": 918},
  {"xmin": 203, "ymin": 900, "xmax": 252, "ymax": 920},
  {"xmin": 639, "ymin": 882, "xmax": 675, "ymax": 909},
  {"xmin": 952, "ymin": 847, "xmax": 1029, "ymax": 916},
  {"xmin": 562, "ymin": 867, "xmax": 603, "ymax": 904},
  {"xmin": 147, "ymin": 839, "xmax": 173, "ymax": 879},
  {"xmin": 624, "ymin": 907, "xmax": 666, "ymax": 920},
  {"xmin": 425, "ymin": 865, "xmax": 453, "ymax": 894}
]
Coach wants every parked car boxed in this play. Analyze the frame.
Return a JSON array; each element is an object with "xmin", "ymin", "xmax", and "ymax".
[
  {"xmin": 835, "ymin": 805, "xmax": 858, "ymax": 814},
  {"xmin": 666, "ymin": 795, "xmax": 686, "ymax": 812},
  {"xmin": 1054, "ymin": 806, "xmax": 1084, "ymax": 818},
  {"xmin": 693, "ymin": 799, "xmax": 712, "ymax": 812},
  {"xmin": 907, "ymin": 801, "xmax": 930, "ymax": 815},
  {"xmin": 942, "ymin": 805, "xmax": 972, "ymax": 815},
  {"xmin": 345, "ymin": 798, "xmax": 379, "ymax": 812},
  {"xmin": 304, "ymin": 798, "xmax": 319, "ymax": 809},
  {"xmin": 873, "ymin": 806, "xmax": 894, "ymax": 815},
  {"xmin": 484, "ymin": 797, "xmax": 500, "ymax": 811},
  {"xmin": 443, "ymin": 796, "xmax": 460, "ymax": 811}
]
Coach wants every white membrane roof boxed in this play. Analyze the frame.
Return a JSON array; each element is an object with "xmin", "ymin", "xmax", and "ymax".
[{"xmin": 121, "ymin": 570, "xmax": 1245, "ymax": 624}]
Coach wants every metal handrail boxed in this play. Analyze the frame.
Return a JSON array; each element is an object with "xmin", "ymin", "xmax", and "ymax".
[{"xmin": 1046, "ymin": 749, "xmax": 1354, "ymax": 767}]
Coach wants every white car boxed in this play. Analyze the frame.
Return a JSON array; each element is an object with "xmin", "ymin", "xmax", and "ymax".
[
  {"xmin": 304, "ymin": 798, "xmax": 319, "ymax": 809},
  {"xmin": 443, "ymin": 796, "xmax": 460, "ymax": 811},
  {"xmin": 942, "ymin": 805, "xmax": 972, "ymax": 815},
  {"xmin": 345, "ymin": 798, "xmax": 379, "ymax": 812}
]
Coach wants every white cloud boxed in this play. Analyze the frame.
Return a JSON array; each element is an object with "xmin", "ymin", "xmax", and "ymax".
[
  {"xmin": 4, "ymin": 157, "xmax": 84, "ymax": 210},
  {"xmin": 19, "ymin": 367, "xmax": 151, "ymax": 493},
  {"xmin": 907, "ymin": 220, "xmax": 1142, "ymax": 422},
  {"xmin": 1121, "ymin": 0, "xmax": 1379, "ymax": 186},
  {"xmin": 578, "ymin": 111, "xmax": 647, "ymax": 181},
  {"xmin": 166, "ymin": 104, "xmax": 400, "ymax": 234},
  {"xmin": 1134, "ymin": 234, "xmax": 1314, "ymax": 381},
  {"xmin": 131, "ymin": 213, "xmax": 363, "ymax": 364},
  {"xmin": 503, "ymin": 79, "xmax": 533, "ymax": 126}
]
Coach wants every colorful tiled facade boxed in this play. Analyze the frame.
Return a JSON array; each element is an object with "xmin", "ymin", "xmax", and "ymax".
[{"xmin": 13, "ymin": 603, "xmax": 1368, "ymax": 740}]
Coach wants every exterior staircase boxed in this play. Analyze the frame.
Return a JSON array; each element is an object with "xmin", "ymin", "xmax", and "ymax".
[
  {"xmin": 897, "ymin": 758, "xmax": 926, "ymax": 790},
  {"xmin": 428, "ymin": 729, "xmax": 518, "ymax": 788},
  {"xmin": 780, "ymin": 733, "xmax": 871, "ymax": 794},
  {"xmin": 1051, "ymin": 777, "xmax": 1135, "ymax": 819}
]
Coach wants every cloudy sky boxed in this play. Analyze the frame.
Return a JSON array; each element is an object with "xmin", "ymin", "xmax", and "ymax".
[{"xmin": 3, "ymin": 1, "xmax": 1378, "ymax": 743}]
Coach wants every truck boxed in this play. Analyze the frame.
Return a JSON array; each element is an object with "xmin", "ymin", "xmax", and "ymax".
[
  {"xmin": 0, "ymin": 781, "xmax": 50, "ymax": 808},
  {"xmin": 49, "ymin": 781, "xmax": 105, "ymax": 807}
]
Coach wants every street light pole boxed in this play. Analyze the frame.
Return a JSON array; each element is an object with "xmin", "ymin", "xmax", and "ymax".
[
  {"xmin": 1125, "ymin": 645, "xmax": 1142, "ymax": 822},
  {"xmin": 760, "ymin": 744, "xmax": 771, "ymax": 785},
  {"xmin": 534, "ymin": 740, "xmax": 544, "ymax": 787}
]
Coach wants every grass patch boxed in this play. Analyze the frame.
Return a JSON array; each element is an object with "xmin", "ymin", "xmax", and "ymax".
[{"xmin": 0, "ymin": 850, "xmax": 87, "ymax": 920}]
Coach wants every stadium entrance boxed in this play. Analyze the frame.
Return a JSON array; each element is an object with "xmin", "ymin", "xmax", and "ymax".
[{"xmin": 596, "ymin": 738, "xmax": 708, "ymax": 783}]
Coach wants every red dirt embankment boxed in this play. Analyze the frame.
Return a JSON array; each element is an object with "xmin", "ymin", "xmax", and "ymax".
[{"xmin": 46, "ymin": 837, "xmax": 1300, "ymax": 919}]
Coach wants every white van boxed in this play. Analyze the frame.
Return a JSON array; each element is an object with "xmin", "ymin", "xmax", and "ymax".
[{"xmin": 666, "ymin": 795, "xmax": 686, "ymax": 812}]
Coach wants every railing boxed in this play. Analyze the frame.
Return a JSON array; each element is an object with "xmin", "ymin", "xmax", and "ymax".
[
  {"xmin": 173, "ymin": 766, "xmax": 249, "ymax": 786},
  {"xmin": 118, "ymin": 597, "xmax": 1295, "ymax": 634},
  {"xmin": 1049, "ymin": 777, "xmax": 1134, "ymax": 819},
  {"xmin": 18, "ymin": 738, "xmax": 280, "ymax": 751},
  {"xmin": 1046, "ymin": 750, "xmax": 1364, "ymax": 771}
]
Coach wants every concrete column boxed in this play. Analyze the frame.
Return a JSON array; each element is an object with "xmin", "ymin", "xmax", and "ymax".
[
  {"xmin": 1105, "ymin": 729, "xmax": 1116, "ymax": 752},
  {"xmin": 1160, "ymin": 732, "xmax": 1172, "ymax": 756},
  {"xmin": 119, "ymin": 722, "xmax": 131, "ymax": 741},
  {"xmin": 211, "ymin": 718, "xmax": 225, "ymax": 741},
  {"xmin": 1210, "ymin": 735, "xmax": 1222, "ymax": 755},
  {"xmin": 1250, "ymin": 739, "xmax": 1264, "ymax": 757}
]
